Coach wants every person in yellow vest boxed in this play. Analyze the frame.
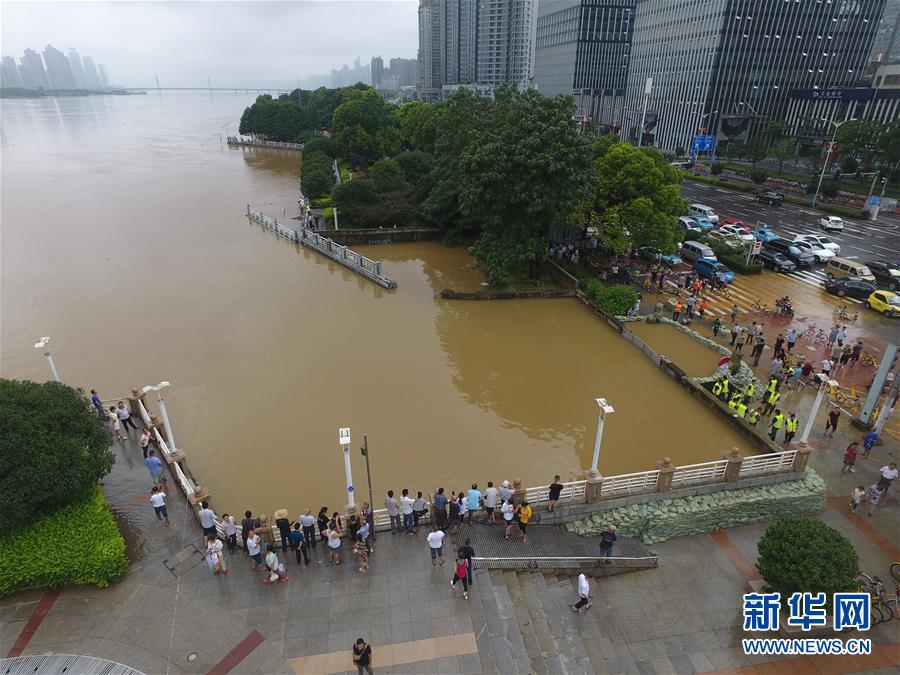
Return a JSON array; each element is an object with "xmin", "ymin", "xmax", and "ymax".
[
  {"xmin": 783, "ymin": 413, "xmax": 799, "ymax": 443},
  {"xmin": 736, "ymin": 401, "xmax": 748, "ymax": 419},
  {"xmin": 720, "ymin": 378, "xmax": 730, "ymax": 401},
  {"xmin": 763, "ymin": 389, "xmax": 780, "ymax": 416},
  {"xmin": 768, "ymin": 409, "xmax": 784, "ymax": 441},
  {"xmin": 712, "ymin": 380, "xmax": 723, "ymax": 397},
  {"xmin": 747, "ymin": 407, "xmax": 762, "ymax": 427},
  {"xmin": 728, "ymin": 392, "xmax": 743, "ymax": 411},
  {"xmin": 765, "ymin": 377, "xmax": 778, "ymax": 398},
  {"xmin": 515, "ymin": 501, "xmax": 532, "ymax": 543},
  {"xmin": 744, "ymin": 381, "xmax": 755, "ymax": 400}
]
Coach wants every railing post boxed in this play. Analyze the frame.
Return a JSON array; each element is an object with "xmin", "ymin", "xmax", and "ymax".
[
  {"xmin": 374, "ymin": 262, "xmax": 381, "ymax": 276},
  {"xmin": 722, "ymin": 447, "xmax": 743, "ymax": 482},
  {"xmin": 791, "ymin": 448, "xmax": 810, "ymax": 473},
  {"xmin": 584, "ymin": 470, "xmax": 603, "ymax": 503},
  {"xmin": 655, "ymin": 457, "xmax": 676, "ymax": 492}
]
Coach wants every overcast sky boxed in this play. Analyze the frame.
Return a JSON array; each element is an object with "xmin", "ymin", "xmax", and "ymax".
[{"xmin": 1, "ymin": 1, "xmax": 419, "ymax": 87}]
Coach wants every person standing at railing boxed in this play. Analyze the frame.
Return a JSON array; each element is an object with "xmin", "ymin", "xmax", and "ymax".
[
  {"xmin": 90, "ymin": 389, "xmax": 104, "ymax": 416},
  {"xmin": 139, "ymin": 427, "xmax": 152, "ymax": 459},
  {"xmin": 466, "ymin": 484, "xmax": 482, "ymax": 524},
  {"xmin": 290, "ymin": 523, "xmax": 309, "ymax": 566},
  {"xmin": 198, "ymin": 501, "xmax": 217, "ymax": 539},
  {"xmin": 384, "ymin": 491, "xmax": 400, "ymax": 534},
  {"xmin": 144, "ymin": 449, "xmax": 165, "ymax": 489},
  {"xmin": 257, "ymin": 514, "xmax": 274, "ymax": 549},
  {"xmin": 274, "ymin": 509, "xmax": 292, "ymax": 553},
  {"xmin": 433, "ymin": 488, "xmax": 448, "ymax": 530},
  {"xmin": 413, "ymin": 492, "xmax": 427, "ymax": 532},
  {"xmin": 317, "ymin": 507, "xmax": 330, "ymax": 543},
  {"xmin": 299, "ymin": 510, "xmax": 317, "ymax": 549},
  {"xmin": 498, "ymin": 480, "xmax": 513, "ymax": 503},
  {"xmin": 221, "ymin": 513, "xmax": 237, "ymax": 553},
  {"xmin": 548, "ymin": 476, "xmax": 563, "ymax": 513},
  {"xmin": 483, "ymin": 482, "xmax": 499, "ymax": 524},
  {"xmin": 599, "ymin": 525, "xmax": 617, "ymax": 557},
  {"xmin": 241, "ymin": 511, "xmax": 255, "ymax": 552},
  {"xmin": 501, "ymin": 498, "xmax": 515, "ymax": 540}
]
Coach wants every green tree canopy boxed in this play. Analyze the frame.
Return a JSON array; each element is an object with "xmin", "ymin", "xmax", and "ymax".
[
  {"xmin": 332, "ymin": 179, "xmax": 416, "ymax": 229},
  {"xmin": 369, "ymin": 159, "xmax": 407, "ymax": 192},
  {"xmin": 301, "ymin": 150, "xmax": 335, "ymax": 199},
  {"xmin": 0, "ymin": 380, "xmax": 115, "ymax": 530},
  {"xmin": 302, "ymin": 135, "xmax": 337, "ymax": 159},
  {"xmin": 769, "ymin": 138, "xmax": 795, "ymax": 173},
  {"xmin": 394, "ymin": 151, "xmax": 434, "ymax": 184},
  {"xmin": 745, "ymin": 137, "xmax": 768, "ymax": 166},
  {"xmin": 395, "ymin": 101, "xmax": 443, "ymax": 154},
  {"xmin": 332, "ymin": 88, "xmax": 401, "ymax": 166}
]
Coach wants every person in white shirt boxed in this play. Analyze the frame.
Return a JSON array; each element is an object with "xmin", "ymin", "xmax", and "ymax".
[
  {"xmin": 150, "ymin": 486, "xmax": 168, "ymax": 526},
  {"xmin": 299, "ymin": 509, "xmax": 317, "ymax": 549},
  {"xmin": 246, "ymin": 530, "xmax": 262, "ymax": 570},
  {"xmin": 571, "ymin": 573, "xmax": 592, "ymax": 613},
  {"xmin": 878, "ymin": 463, "xmax": 898, "ymax": 492},
  {"xmin": 850, "ymin": 485, "xmax": 866, "ymax": 514},
  {"xmin": 484, "ymin": 482, "xmax": 499, "ymax": 524},
  {"xmin": 220, "ymin": 513, "xmax": 237, "ymax": 552},
  {"xmin": 426, "ymin": 524, "xmax": 445, "ymax": 566},
  {"xmin": 400, "ymin": 489, "xmax": 416, "ymax": 535},
  {"xmin": 198, "ymin": 501, "xmax": 217, "ymax": 538},
  {"xmin": 498, "ymin": 480, "xmax": 513, "ymax": 503},
  {"xmin": 501, "ymin": 499, "xmax": 515, "ymax": 541},
  {"xmin": 206, "ymin": 535, "xmax": 227, "ymax": 575}
]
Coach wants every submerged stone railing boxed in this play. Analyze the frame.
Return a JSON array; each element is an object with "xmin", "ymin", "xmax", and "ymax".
[{"xmin": 226, "ymin": 136, "xmax": 302, "ymax": 150}]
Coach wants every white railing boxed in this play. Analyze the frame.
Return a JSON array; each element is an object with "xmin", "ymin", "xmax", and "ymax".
[
  {"xmin": 524, "ymin": 480, "xmax": 587, "ymax": 505},
  {"xmin": 670, "ymin": 459, "xmax": 728, "ymax": 488},
  {"xmin": 740, "ymin": 450, "xmax": 796, "ymax": 477},
  {"xmin": 227, "ymin": 136, "xmax": 303, "ymax": 150},
  {"xmin": 171, "ymin": 460, "xmax": 197, "ymax": 501},
  {"xmin": 601, "ymin": 469, "xmax": 661, "ymax": 496},
  {"xmin": 136, "ymin": 400, "xmax": 178, "ymax": 462}
]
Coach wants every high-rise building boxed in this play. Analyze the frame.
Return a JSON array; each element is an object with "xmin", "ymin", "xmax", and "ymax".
[
  {"xmin": 67, "ymin": 48, "xmax": 86, "ymax": 88},
  {"xmin": 43, "ymin": 44, "xmax": 75, "ymax": 89},
  {"xmin": 621, "ymin": 0, "xmax": 886, "ymax": 152},
  {"xmin": 19, "ymin": 48, "xmax": 49, "ymax": 89},
  {"xmin": 418, "ymin": 0, "xmax": 443, "ymax": 95},
  {"xmin": 1, "ymin": 56, "xmax": 22, "ymax": 88},
  {"xmin": 440, "ymin": 0, "xmax": 479, "ymax": 85},
  {"xmin": 869, "ymin": 0, "xmax": 900, "ymax": 65},
  {"xmin": 82, "ymin": 56, "xmax": 100, "ymax": 88},
  {"xmin": 476, "ymin": 0, "xmax": 538, "ymax": 86},
  {"xmin": 371, "ymin": 56, "xmax": 385, "ymax": 87},
  {"xmin": 98, "ymin": 64, "xmax": 109, "ymax": 88},
  {"xmin": 533, "ymin": 0, "xmax": 634, "ymax": 125},
  {"xmin": 390, "ymin": 57, "xmax": 419, "ymax": 86}
]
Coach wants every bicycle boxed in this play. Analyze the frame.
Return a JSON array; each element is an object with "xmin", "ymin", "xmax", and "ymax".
[
  {"xmin": 858, "ymin": 574, "xmax": 898, "ymax": 623},
  {"xmin": 714, "ymin": 286, "xmax": 735, "ymax": 301},
  {"xmin": 750, "ymin": 301, "xmax": 772, "ymax": 316},
  {"xmin": 802, "ymin": 324, "xmax": 820, "ymax": 337},
  {"xmin": 833, "ymin": 305, "xmax": 854, "ymax": 322},
  {"xmin": 826, "ymin": 383, "xmax": 861, "ymax": 411},
  {"xmin": 860, "ymin": 351, "xmax": 880, "ymax": 368}
]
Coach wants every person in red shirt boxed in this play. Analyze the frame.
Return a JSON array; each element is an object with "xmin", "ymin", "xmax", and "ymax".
[
  {"xmin": 824, "ymin": 407, "xmax": 841, "ymax": 437},
  {"xmin": 841, "ymin": 442, "xmax": 858, "ymax": 473}
]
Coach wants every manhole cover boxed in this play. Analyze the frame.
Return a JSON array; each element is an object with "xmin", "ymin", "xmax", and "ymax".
[{"xmin": 162, "ymin": 544, "xmax": 205, "ymax": 578}]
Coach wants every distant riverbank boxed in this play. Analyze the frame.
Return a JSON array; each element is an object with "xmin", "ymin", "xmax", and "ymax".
[{"xmin": 0, "ymin": 87, "xmax": 146, "ymax": 99}]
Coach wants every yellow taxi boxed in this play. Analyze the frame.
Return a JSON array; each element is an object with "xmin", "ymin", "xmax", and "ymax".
[{"xmin": 865, "ymin": 290, "xmax": 900, "ymax": 318}]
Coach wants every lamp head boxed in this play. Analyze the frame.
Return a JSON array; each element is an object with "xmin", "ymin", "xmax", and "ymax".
[
  {"xmin": 34, "ymin": 336, "xmax": 51, "ymax": 350},
  {"xmin": 596, "ymin": 398, "xmax": 615, "ymax": 414}
]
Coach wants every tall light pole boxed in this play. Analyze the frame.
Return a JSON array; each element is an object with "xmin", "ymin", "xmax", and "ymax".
[
  {"xmin": 33, "ymin": 336, "xmax": 60, "ymax": 382},
  {"xmin": 142, "ymin": 382, "xmax": 177, "ymax": 451},
  {"xmin": 799, "ymin": 377, "xmax": 838, "ymax": 445},
  {"xmin": 339, "ymin": 427, "xmax": 355, "ymax": 509},
  {"xmin": 812, "ymin": 118, "xmax": 856, "ymax": 208},
  {"xmin": 638, "ymin": 77, "xmax": 652, "ymax": 146},
  {"xmin": 360, "ymin": 434, "xmax": 374, "ymax": 539},
  {"xmin": 590, "ymin": 398, "xmax": 615, "ymax": 473}
]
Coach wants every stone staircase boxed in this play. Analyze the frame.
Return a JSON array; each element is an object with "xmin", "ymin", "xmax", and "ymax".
[{"xmin": 468, "ymin": 568, "xmax": 636, "ymax": 674}]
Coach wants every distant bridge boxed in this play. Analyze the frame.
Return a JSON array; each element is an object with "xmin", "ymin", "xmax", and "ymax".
[{"xmin": 124, "ymin": 87, "xmax": 290, "ymax": 94}]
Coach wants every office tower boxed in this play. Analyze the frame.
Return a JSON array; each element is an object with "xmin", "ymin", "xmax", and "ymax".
[
  {"xmin": 533, "ymin": 0, "xmax": 635, "ymax": 123},
  {"xmin": 476, "ymin": 0, "xmax": 538, "ymax": 86},
  {"xmin": 1, "ymin": 56, "xmax": 22, "ymax": 87},
  {"xmin": 82, "ymin": 56, "xmax": 100, "ymax": 88},
  {"xmin": 67, "ymin": 48, "xmax": 86, "ymax": 88},
  {"xmin": 440, "ymin": 0, "xmax": 479, "ymax": 85},
  {"xmin": 43, "ymin": 44, "xmax": 75, "ymax": 89},
  {"xmin": 418, "ymin": 0, "xmax": 443, "ymax": 93},
  {"xmin": 622, "ymin": 0, "xmax": 886, "ymax": 152},
  {"xmin": 98, "ymin": 64, "xmax": 109, "ymax": 88},
  {"xmin": 20, "ymin": 48, "xmax": 49, "ymax": 89},
  {"xmin": 372, "ymin": 56, "xmax": 384, "ymax": 87},
  {"xmin": 390, "ymin": 57, "xmax": 419, "ymax": 86},
  {"xmin": 869, "ymin": 0, "xmax": 900, "ymax": 65}
]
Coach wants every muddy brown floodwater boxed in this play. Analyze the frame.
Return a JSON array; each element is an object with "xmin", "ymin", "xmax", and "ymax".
[
  {"xmin": 627, "ymin": 322, "xmax": 725, "ymax": 377},
  {"xmin": 1, "ymin": 93, "xmax": 750, "ymax": 517}
]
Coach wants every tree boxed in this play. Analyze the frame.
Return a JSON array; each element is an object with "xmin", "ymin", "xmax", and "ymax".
[
  {"xmin": 395, "ymin": 101, "xmax": 442, "ymax": 153},
  {"xmin": 769, "ymin": 139, "xmax": 795, "ymax": 174},
  {"xmin": 724, "ymin": 140, "xmax": 746, "ymax": 161},
  {"xmin": 369, "ymin": 159, "xmax": 407, "ymax": 192},
  {"xmin": 757, "ymin": 518, "xmax": 859, "ymax": 607},
  {"xmin": 750, "ymin": 168, "xmax": 768, "ymax": 184},
  {"xmin": 394, "ymin": 150, "xmax": 434, "ymax": 185},
  {"xmin": 674, "ymin": 145, "xmax": 685, "ymax": 158},
  {"xmin": 302, "ymin": 135, "xmax": 337, "ymax": 159},
  {"xmin": 745, "ymin": 137, "xmax": 767, "ymax": 166},
  {"xmin": 592, "ymin": 134, "xmax": 621, "ymax": 160},
  {"xmin": 332, "ymin": 88, "xmax": 400, "ymax": 166},
  {"xmin": 301, "ymin": 151, "xmax": 334, "ymax": 198},
  {"xmin": 0, "ymin": 380, "xmax": 115, "ymax": 530},
  {"xmin": 764, "ymin": 121, "xmax": 791, "ymax": 144}
]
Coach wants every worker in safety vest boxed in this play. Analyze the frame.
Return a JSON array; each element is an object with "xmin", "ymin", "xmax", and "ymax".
[
  {"xmin": 766, "ymin": 377, "xmax": 779, "ymax": 397},
  {"xmin": 728, "ymin": 392, "xmax": 743, "ymax": 411},
  {"xmin": 783, "ymin": 413, "xmax": 799, "ymax": 443},
  {"xmin": 763, "ymin": 389, "xmax": 781, "ymax": 416},
  {"xmin": 736, "ymin": 401, "xmax": 748, "ymax": 419},
  {"xmin": 720, "ymin": 378, "xmax": 730, "ymax": 401},
  {"xmin": 769, "ymin": 410, "xmax": 784, "ymax": 441},
  {"xmin": 747, "ymin": 407, "xmax": 762, "ymax": 427},
  {"xmin": 712, "ymin": 380, "xmax": 723, "ymax": 397},
  {"xmin": 744, "ymin": 381, "xmax": 755, "ymax": 399}
]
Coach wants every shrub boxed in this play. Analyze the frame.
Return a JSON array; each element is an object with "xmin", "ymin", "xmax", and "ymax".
[
  {"xmin": 302, "ymin": 135, "xmax": 337, "ymax": 159},
  {"xmin": 840, "ymin": 157, "xmax": 858, "ymax": 174},
  {"xmin": 582, "ymin": 279, "xmax": 639, "ymax": 316},
  {"xmin": 394, "ymin": 150, "xmax": 434, "ymax": 184},
  {"xmin": 310, "ymin": 196, "xmax": 332, "ymax": 209},
  {"xmin": 0, "ymin": 486, "xmax": 128, "ymax": 596},
  {"xmin": 301, "ymin": 150, "xmax": 335, "ymax": 199},
  {"xmin": 756, "ymin": 518, "xmax": 859, "ymax": 607},
  {"xmin": 674, "ymin": 145, "xmax": 685, "ymax": 158},
  {"xmin": 0, "ymin": 380, "xmax": 114, "ymax": 531},
  {"xmin": 821, "ymin": 181, "xmax": 841, "ymax": 198},
  {"xmin": 369, "ymin": 159, "xmax": 407, "ymax": 192},
  {"xmin": 750, "ymin": 168, "xmax": 768, "ymax": 184},
  {"xmin": 710, "ymin": 163, "xmax": 724, "ymax": 175}
]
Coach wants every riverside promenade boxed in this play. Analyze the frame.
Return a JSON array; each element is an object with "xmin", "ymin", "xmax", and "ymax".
[{"xmin": 1, "ymin": 413, "xmax": 898, "ymax": 674}]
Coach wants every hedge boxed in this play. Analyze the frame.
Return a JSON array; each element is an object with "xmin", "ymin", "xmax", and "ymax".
[
  {"xmin": 0, "ymin": 486, "xmax": 128, "ymax": 596},
  {"xmin": 582, "ymin": 279, "xmax": 639, "ymax": 315},
  {"xmin": 310, "ymin": 196, "xmax": 332, "ymax": 208}
]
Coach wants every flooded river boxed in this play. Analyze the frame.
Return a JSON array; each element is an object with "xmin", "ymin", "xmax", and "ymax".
[{"xmin": 1, "ymin": 92, "xmax": 748, "ymax": 516}]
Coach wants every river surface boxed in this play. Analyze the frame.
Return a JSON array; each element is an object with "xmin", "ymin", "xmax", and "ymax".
[{"xmin": 1, "ymin": 92, "xmax": 748, "ymax": 516}]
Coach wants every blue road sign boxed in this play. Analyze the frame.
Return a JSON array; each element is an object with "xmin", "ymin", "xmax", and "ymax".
[
  {"xmin": 348, "ymin": 485, "xmax": 355, "ymax": 493},
  {"xmin": 869, "ymin": 195, "xmax": 879, "ymax": 206},
  {"xmin": 691, "ymin": 135, "xmax": 715, "ymax": 152}
]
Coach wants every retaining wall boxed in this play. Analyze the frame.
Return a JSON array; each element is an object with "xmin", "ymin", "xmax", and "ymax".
[
  {"xmin": 440, "ymin": 288, "xmax": 576, "ymax": 300},
  {"xmin": 326, "ymin": 227, "xmax": 441, "ymax": 246}
]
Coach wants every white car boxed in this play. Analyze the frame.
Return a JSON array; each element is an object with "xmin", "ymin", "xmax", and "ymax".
[
  {"xmin": 705, "ymin": 231, "xmax": 745, "ymax": 250},
  {"xmin": 819, "ymin": 216, "xmax": 844, "ymax": 231},
  {"xmin": 792, "ymin": 239, "xmax": 835, "ymax": 263},
  {"xmin": 718, "ymin": 224, "xmax": 755, "ymax": 242},
  {"xmin": 793, "ymin": 234, "xmax": 841, "ymax": 255}
]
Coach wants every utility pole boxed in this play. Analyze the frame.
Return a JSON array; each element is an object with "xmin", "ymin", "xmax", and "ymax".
[
  {"xmin": 813, "ymin": 118, "xmax": 855, "ymax": 208},
  {"xmin": 638, "ymin": 77, "xmax": 652, "ymax": 147},
  {"xmin": 360, "ymin": 435, "xmax": 375, "ymax": 541}
]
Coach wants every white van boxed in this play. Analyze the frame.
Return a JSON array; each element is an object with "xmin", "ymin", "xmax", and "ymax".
[
  {"xmin": 688, "ymin": 203, "xmax": 719, "ymax": 224},
  {"xmin": 681, "ymin": 241, "xmax": 717, "ymax": 262}
]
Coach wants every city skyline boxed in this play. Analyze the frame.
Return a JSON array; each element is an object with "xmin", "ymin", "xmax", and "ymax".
[{"xmin": 0, "ymin": 42, "xmax": 110, "ymax": 90}]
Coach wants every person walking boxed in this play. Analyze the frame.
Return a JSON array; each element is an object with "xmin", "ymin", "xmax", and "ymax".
[
  {"xmin": 698, "ymin": 297, "xmax": 709, "ymax": 319},
  {"xmin": 570, "ymin": 573, "xmax": 592, "ymax": 613},
  {"xmin": 221, "ymin": 513, "xmax": 237, "ymax": 553},
  {"xmin": 459, "ymin": 538, "xmax": 475, "ymax": 588},
  {"xmin": 824, "ymin": 407, "xmax": 841, "ymax": 437},
  {"xmin": 841, "ymin": 443, "xmax": 859, "ymax": 473},
  {"xmin": 241, "ymin": 511, "xmax": 255, "ymax": 552},
  {"xmin": 770, "ymin": 356, "xmax": 783, "ymax": 377},
  {"xmin": 850, "ymin": 485, "xmax": 866, "ymax": 514},
  {"xmin": 786, "ymin": 329, "xmax": 797, "ymax": 353},
  {"xmin": 730, "ymin": 304, "xmax": 739, "ymax": 323},
  {"xmin": 515, "ymin": 501, "xmax": 532, "ymax": 543},
  {"xmin": 274, "ymin": 509, "xmax": 292, "ymax": 553},
  {"xmin": 246, "ymin": 529, "xmax": 262, "ymax": 570},
  {"xmin": 548, "ymin": 476, "xmax": 564, "ymax": 513},
  {"xmin": 864, "ymin": 484, "xmax": 885, "ymax": 517},
  {"xmin": 599, "ymin": 524, "xmax": 617, "ymax": 557},
  {"xmin": 198, "ymin": 501, "xmax": 217, "ymax": 539},
  {"xmin": 768, "ymin": 409, "xmax": 784, "ymax": 441},
  {"xmin": 672, "ymin": 300, "xmax": 683, "ymax": 322},
  {"xmin": 384, "ymin": 491, "xmax": 401, "ymax": 534},
  {"xmin": 450, "ymin": 553, "xmax": 470, "ymax": 599},
  {"xmin": 291, "ymin": 523, "xmax": 309, "ymax": 566},
  {"xmin": 427, "ymin": 524, "xmax": 445, "ymax": 566},
  {"xmin": 763, "ymin": 389, "xmax": 781, "ymax": 416},
  {"xmin": 150, "ymin": 486, "xmax": 169, "ymax": 526},
  {"xmin": 712, "ymin": 317, "xmax": 722, "ymax": 338},
  {"xmin": 400, "ymin": 489, "xmax": 416, "ymax": 535},
  {"xmin": 108, "ymin": 407, "xmax": 124, "ymax": 442},
  {"xmin": 877, "ymin": 463, "xmax": 898, "ymax": 492},
  {"xmin": 117, "ymin": 401, "xmax": 137, "ymax": 435},
  {"xmin": 752, "ymin": 335, "xmax": 766, "ymax": 367},
  {"xmin": 730, "ymin": 323, "xmax": 740, "ymax": 346},
  {"xmin": 862, "ymin": 431, "xmax": 879, "ymax": 459},
  {"xmin": 501, "ymin": 498, "xmax": 515, "ymax": 541},
  {"xmin": 783, "ymin": 413, "xmax": 798, "ymax": 444},
  {"xmin": 773, "ymin": 333, "xmax": 785, "ymax": 360},
  {"xmin": 317, "ymin": 506, "xmax": 330, "ymax": 543},
  {"xmin": 836, "ymin": 325, "xmax": 848, "ymax": 347},
  {"xmin": 144, "ymin": 450, "xmax": 166, "ymax": 488},
  {"xmin": 484, "ymin": 482, "xmax": 499, "ymax": 524},
  {"xmin": 299, "ymin": 509, "xmax": 317, "ymax": 549},
  {"xmin": 206, "ymin": 534, "xmax": 228, "ymax": 575},
  {"xmin": 90, "ymin": 389, "xmax": 104, "ymax": 416},
  {"xmin": 735, "ymin": 328, "xmax": 747, "ymax": 354},
  {"xmin": 850, "ymin": 340, "xmax": 863, "ymax": 365},
  {"xmin": 352, "ymin": 638, "xmax": 374, "ymax": 675},
  {"xmin": 353, "ymin": 538, "xmax": 369, "ymax": 574},
  {"xmin": 826, "ymin": 325, "xmax": 839, "ymax": 350},
  {"xmin": 263, "ymin": 545, "xmax": 289, "ymax": 583}
]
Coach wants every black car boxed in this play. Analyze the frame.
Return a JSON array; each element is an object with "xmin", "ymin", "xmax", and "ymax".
[
  {"xmin": 824, "ymin": 278, "xmax": 877, "ymax": 299},
  {"xmin": 762, "ymin": 239, "xmax": 815, "ymax": 267},
  {"xmin": 865, "ymin": 260, "xmax": 900, "ymax": 291},
  {"xmin": 757, "ymin": 249, "xmax": 797, "ymax": 273},
  {"xmin": 757, "ymin": 191, "xmax": 784, "ymax": 205}
]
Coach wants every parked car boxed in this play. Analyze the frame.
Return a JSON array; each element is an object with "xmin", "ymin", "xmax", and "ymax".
[
  {"xmin": 757, "ymin": 249, "xmax": 796, "ymax": 273},
  {"xmin": 825, "ymin": 258, "xmax": 876, "ymax": 282},
  {"xmin": 693, "ymin": 258, "xmax": 734, "ymax": 283},
  {"xmin": 793, "ymin": 234, "xmax": 841, "ymax": 255},
  {"xmin": 865, "ymin": 290, "xmax": 900, "ymax": 317},
  {"xmin": 792, "ymin": 239, "xmax": 836, "ymax": 263},
  {"xmin": 717, "ymin": 224, "xmax": 755, "ymax": 242},
  {"xmin": 763, "ymin": 239, "xmax": 815, "ymax": 267},
  {"xmin": 678, "ymin": 216, "xmax": 702, "ymax": 234},
  {"xmin": 823, "ymin": 278, "xmax": 877, "ymax": 300},
  {"xmin": 753, "ymin": 227, "xmax": 780, "ymax": 243},
  {"xmin": 818, "ymin": 216, "xmax": 844, "ymax": 231},
  {"xmin": 689, "ymin": 216, "xmax": 715, "ymax": 231},
  {"xmin": 688, "ymin": 203, "xmax": 719, "ymax": 224},
  {"xmin": 865, "ymin": 260, "xmax": 900, "ymax": 291},
  {"xmin": 637, "ymin": 246, "xmax": 682, "ymax": 266},
  {"xmin": 720, "ymin": 217, "xmax": 749, "ymax": 230},
  {"xmin": 757, "ymin": 191, "xmax": 784, "ymax": 205},
  {"xmin": 681, "ymin": 241, "xmax": 717, "ymax": 262}
]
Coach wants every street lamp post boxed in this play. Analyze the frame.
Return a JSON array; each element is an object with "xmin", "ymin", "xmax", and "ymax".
[
  {"xmin": 339, "ymin": 427, "xmax": 355, "ymax": 510},
  {"xmin": 590, "ymin": 398, "xmax": 615, "ymax": 473},
  {"xmin": 799, "ymin": 377, "xmax": 838, "ymax": 445},
  {"xmin": 812, "ymin": 118, "xmax": 856, "ymax": 208},
  {"xmin": 33, "ymin": 336, "xmax": 60, "ymax": 382},
  {"xmin": 142, "ymin": 382, "xmax": 177, "ymax": 451},
  {"xmin": 360, "ymin": 434, "xmax": 375, "ymax": 540}
]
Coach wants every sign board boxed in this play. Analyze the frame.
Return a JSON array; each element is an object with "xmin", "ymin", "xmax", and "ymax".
[
  {"xmin": 752, "ymin": 241, "xmax": 762, "ymax": 255},
  {"xmin": 691, "ymin": 135, "xmax": 715, "ymax": 152},
  {"xmin": 869, "ymin": 195, "xmax": 879, "ymax": 206},
  {"xmin": 791, "ymin": 88, "xmax": 875, "ymax": 102},
  {"xmin": 824, "ymin": 141, "xmax": 837, "ymax": 154},
  {"xmin": 338, "ymin": 427, "xmax": 351, "ymax": 446}
]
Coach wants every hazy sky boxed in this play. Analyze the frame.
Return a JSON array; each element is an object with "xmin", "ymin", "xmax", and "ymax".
[{"xmin": 1, "ymin": 1, "xmax": 419, "ymax": 87}]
